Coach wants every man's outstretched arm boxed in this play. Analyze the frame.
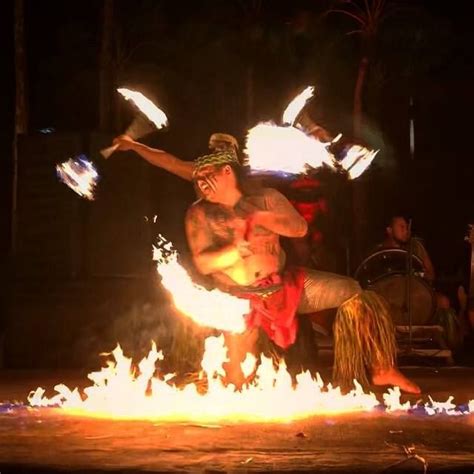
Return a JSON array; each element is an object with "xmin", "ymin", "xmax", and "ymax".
[{"xmin": 113, "ymin": 135, "xmax": 195, "ymax": 181}]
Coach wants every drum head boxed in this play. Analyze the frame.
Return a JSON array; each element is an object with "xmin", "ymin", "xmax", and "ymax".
[
  {"xmin": 369, "ymin": 274, "xmax": 435, "ymax": 325},
  {"xmin": 355, "ymin": 248, "xmax": 425, "ymax": 288}
]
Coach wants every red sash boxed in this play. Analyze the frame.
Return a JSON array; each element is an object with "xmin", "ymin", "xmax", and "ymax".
[{"xmin": 232, "ymin": 268, "xmax": 306, "ymax": 349}]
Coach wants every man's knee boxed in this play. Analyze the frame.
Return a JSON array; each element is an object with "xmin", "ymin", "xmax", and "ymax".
[
  {"xmin": 223, "ymin": 328, "xmax": 259, "ymax": 388},
  {"xmin": 224, "ymin": 328, "xmax": 259, "ymax": 363},
  {"xmin": 349, "ymin": 278, "xmax": 362, "ymax": 293},
  {"xmin": 299, "ymin": 270, "xmax": 363, "ymax": 313},
  {"xmin": 342, "ymin": 277, "xmax": 362, "ymax": 301}
]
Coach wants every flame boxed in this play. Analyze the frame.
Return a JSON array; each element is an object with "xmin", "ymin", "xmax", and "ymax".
[
  {"xmin": 56, "ymin": 155, "xmax": 99, "ymax": 200},
  {"xmin": 245, "ymin": 123, "xmax": 335, "ymax": 175},
  {"xmin": 28, "ymin": 334, "xmax": 474, "ymax": 421},
  {"xmin": 28, "ymin": 335, "xmax": 381, "ymax": 421},
  {"xmin": 245, "ymin": 123, "xmax": 379, "ymax": 180},
  {"xmin": 278, "ymin": 86, "xmax": 379, "ymax": 179},
  {"xmin": 339, "ymin": 145, "xmax": 379, "ymax": 180},
  {"xmin": 383, "ymin": 386, "xmax": 412, "ymax": 413},
  {"xmin": 282, "ymin": 86, "xmax": 315, "ymax": 126},
  {"xmin": 117, "ymin": 88, "xmax": 168, "ymax": 129},
  {"xmin": 153, "ymin": 235, "xmax": 249, "ymax": 333}
]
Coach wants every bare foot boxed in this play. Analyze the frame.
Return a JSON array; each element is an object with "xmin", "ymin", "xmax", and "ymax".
[{"xmin": 372, "ymin": 368, "xmax": 421, "ymax": 394}]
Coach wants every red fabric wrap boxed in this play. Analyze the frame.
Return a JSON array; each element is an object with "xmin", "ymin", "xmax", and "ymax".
[{"xmin": 232, "ymin": 268, "xmax": 306, "ymax": 349}]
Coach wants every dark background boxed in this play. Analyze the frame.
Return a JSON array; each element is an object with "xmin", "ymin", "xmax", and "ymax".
[{"xmin": 1, "ymin": 0, "xmax": 473, "ymax": 368}]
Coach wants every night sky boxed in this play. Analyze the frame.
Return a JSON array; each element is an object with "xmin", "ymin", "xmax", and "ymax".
[{"xmin": 2, "ymin": 0, "xmax": 474, "ymax": 283}]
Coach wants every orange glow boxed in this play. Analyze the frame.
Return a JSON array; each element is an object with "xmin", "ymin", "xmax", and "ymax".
[
  {"xmin": 28, "ymin": 334, "xmax": 474, "ymax": 421},
  {"xmin": 153, "ymin": 235, "xmax": 249, "ymax": 333}
]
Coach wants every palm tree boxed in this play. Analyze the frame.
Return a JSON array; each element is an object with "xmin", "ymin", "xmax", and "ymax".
[
  {"xmin": 235, "ymin": 0, "xmax": 264, "ymax": 125},
  {"xmin": 327, "ymin": 0, "xmax": 402, "ymax": 261},
  {"xmin": 12, "ymin": 0, "xmax": 28, "ymax": 255},
  {"xmin": 329, "ymin": 0, "xmax": 394, "ymax": 138},
  {"xmin": 99, "ymin": 0, "xmax": 115, "ymax": 131}
]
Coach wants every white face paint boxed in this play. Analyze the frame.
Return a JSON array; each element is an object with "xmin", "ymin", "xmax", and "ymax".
[
  {"xmin": 194, "ymin": 164, "xmax": 237, "ymax": 204},
  {"xmin": 193, "ymin": 165, "xmax": 223, "ymax": 201}
]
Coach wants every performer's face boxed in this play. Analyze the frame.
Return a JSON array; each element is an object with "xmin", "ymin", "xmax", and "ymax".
[
  {"xmin": 387, "ymin": 217, "xmax": 410, "ymax": 244},
  {"xmin": 193, "ymin": 164, "xmax": 235, "ymax": 203}
]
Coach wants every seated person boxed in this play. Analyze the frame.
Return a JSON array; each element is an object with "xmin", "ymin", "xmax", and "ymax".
[
  {"xmin": 377, "ymin": 215, "xmax": 464, "ymax": 347},
  {"xmin": 378, "ymin": 215, "xmax": 436, "ymax": 283}
]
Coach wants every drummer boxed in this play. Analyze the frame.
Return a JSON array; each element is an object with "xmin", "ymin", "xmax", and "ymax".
[
  {"xmin": 377, "ymin": 215, "xmax": 435, "ymax": 283},
  {"xmin": 376, "ymin": 215, "xmax": 464, "ymax": 346}
]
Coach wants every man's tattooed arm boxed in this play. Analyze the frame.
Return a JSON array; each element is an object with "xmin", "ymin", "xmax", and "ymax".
[
  {"xmin": 185, "ymin": 205, "xmax": 245, "ymax": 275},
  {"xmin": 250, "ymin": 188, "xmax": 308, "ymax": 238}
]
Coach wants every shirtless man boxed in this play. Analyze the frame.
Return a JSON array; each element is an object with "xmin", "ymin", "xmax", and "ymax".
[
  {"xmin": 184, "ymin": 151, "xmax": 420, "ymax": 393},
  {"xmin": 378, "ymin": 215, "xmax": 464, "ymax": 347},
  {"xmin": 379, "ymin": 215, "xmax": 453, "ymax": 309}
]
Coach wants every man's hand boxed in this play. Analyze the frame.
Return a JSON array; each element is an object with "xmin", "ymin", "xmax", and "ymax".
[
  {"xmin": 113, "ymin": 134, "xmax": 137, "ymax": 151},
  {"xmin": 235, "ymin": 204, "xmax": 270, "ymax": 237},
  {"xmin": 232, "ymin": 217, "xmax": 253, "ymax": 257},
  {"xmin": 297, "ymin": 111, "xmax": 333, "ymax": 142},
  {"xmin": 235, "ymin": 239, "xmax": 253, "ymax": 258}
]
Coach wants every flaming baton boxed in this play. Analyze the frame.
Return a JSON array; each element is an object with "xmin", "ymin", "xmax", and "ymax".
[
  {"xmin": 245, "ymin": 123, "xmax": 335, "ymax": 174},
  {"xmin": 56, "ymin": 154, "xmax": 100, "ymax": 200},
  {"xmin": 282, "ymin": 86, "xmax": 315, "ymax": 126},
  {"xmin": 339, "ymin": 145, "xmax": 379, "ymax": 180},
  {"xmin": 246, "ymin": 86, "xmax": 379, "ymax": 179},
  {"xmin": 100, "ymin": 88, "xmax": 168, "ymax": 158},
  {"xmin": 153, "ymin": 234, "xmax": 249, "ymax": 333}
]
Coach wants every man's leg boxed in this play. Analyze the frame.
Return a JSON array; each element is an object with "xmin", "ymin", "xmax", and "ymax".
[
  {"xmin": 223, "ymin": 327, "xmax": 259, "ymax": 389},
  {"xmin": 297, "ymin": 269, "xmax": 420, "ymax": 393},
  {"xmin": 297, "ymin": 270, "xmax": 362, "ymax": 313}
]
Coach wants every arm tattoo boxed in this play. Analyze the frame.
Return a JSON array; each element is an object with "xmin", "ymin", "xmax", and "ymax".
[
  {"xmin": 264, "ymin": 188, "xmax": 308, "ymax": 236},
  {"xmin": 186, "ymin": 202, "xmax": 237, "ymax": 256}
]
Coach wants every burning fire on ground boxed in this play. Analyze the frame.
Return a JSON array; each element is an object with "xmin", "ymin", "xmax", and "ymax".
[{"xmin": 28, "ymin": 237, "xmax": 474, "ymax": 422}]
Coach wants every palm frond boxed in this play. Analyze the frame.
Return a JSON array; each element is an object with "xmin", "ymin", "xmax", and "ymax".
[
  {"xmin": 329, "ymin": 8, "xmax": 367, "ymax": 26},
  {"xmin": 363, "ymin": 0, "xmax": 372, "ymax": 23},
  {"xmin": 347, "ymin": 28, "xmax": 364, "ymax": 36}
]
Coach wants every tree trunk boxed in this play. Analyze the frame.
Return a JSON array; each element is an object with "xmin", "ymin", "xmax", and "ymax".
[
  {"xmin": 351, "ymin": 55, "xmax": 370, "ymax": 263},
  {"xmin": 246, "ymin": 63, "xmax": 254, "ymax": 127},
  {"xmin": 353, "ymin": 55, "xmax": 369, "ymax": 139},
  {"xmin": 99, "ymin": 0, "xmax": 114, "ymax": 131},
  {"xmin": 15, "ymin": 0, "xmax": 27, "ymax": 134},
  {"xmin": 12, "ymin": 0, "xmax": 28, "ymax": 256}
]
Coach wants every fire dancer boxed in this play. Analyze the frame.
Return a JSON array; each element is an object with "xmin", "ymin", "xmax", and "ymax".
[{"xmin": 185, "ymin": 151, "xmax": 421, "ymax": 393}]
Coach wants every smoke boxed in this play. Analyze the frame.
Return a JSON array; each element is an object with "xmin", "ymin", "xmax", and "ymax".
[{"xmin": 71, "ymin": 291, "xmax": 213, "ymax": 377}]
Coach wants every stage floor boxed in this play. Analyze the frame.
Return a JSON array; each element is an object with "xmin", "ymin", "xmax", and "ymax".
[{"xmin": 1, "ymin": 367, "xmax": 474, "ymax": 473}]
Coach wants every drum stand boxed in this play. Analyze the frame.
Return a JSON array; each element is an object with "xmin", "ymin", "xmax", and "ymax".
[
  {"xmin": 400, "ymin": 232, "xmax": 415, "ymax": 354},
  {"xmin": 397, "ymin": 223, "xmax": 453, "ymax": 363}
]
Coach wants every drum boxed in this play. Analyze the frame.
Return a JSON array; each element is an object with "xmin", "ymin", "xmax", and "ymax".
[{"xmin": 355, "ymin": 249, "xmax": 435, "ymax": 325}]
